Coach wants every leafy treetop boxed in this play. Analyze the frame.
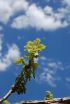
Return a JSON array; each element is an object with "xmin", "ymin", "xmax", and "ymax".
[
  {"xmin": 14, "ymin": 38, "xmax": 46, "ymax": 94},
  {"xmin": 0, "ymin": 38, "xmax": 46, "ymax": 104},
  {"xmin": 24, "ymin": 38, "xmax": 46, "ymax": 54}
]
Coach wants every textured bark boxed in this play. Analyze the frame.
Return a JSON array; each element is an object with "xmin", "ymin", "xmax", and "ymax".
[{"xmin": 16, "ymin": 97, "xmax": 70, "ymax": 104}]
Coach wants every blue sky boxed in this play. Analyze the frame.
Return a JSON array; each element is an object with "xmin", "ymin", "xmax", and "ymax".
[{"xmin": 0, "ymin": 0, "xmax": 70, "ymax": 103}]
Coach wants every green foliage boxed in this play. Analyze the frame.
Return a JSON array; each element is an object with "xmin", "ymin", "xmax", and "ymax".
[
  {"xmin": 31, "ymin": 63, "xmax": 38, "ymax": 78},
  {"xmin": 16, "ymin": 82, "xmax": 26, "ymax": 94},
  {"xmin": 3, "ymin": 100, "xmax": 10, "ymax": 104},
  {"xmin": 24, "ymin": 38, "xmax": 46, "ymax": 54},
  {"xmin": 23, "ymin": 65, "xmax": 32, "ymax": 81},
  {"xmin": 15, "ymin": 57, "xmax": 25, "ymax": 65},
  {"xmin": 14, "ymin": 38, "xmax": 46, "ymax": 95},
  {"xmin": 44, "ymin": 91, "xmax": 53, "ymax": 100}
]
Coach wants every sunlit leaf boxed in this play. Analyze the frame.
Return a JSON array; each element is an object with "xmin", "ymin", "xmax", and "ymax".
[
  {"xmin": 3, "ymin": 100, "xmax": 10, "ymax": 104},
  {"xmin": 14, "ymin": 38, "xmax": 46, "ymax": 95},
  {"xmin": 44, "ymin": 91, "xmax": 53, "ymax": 100},
  {"xmin": 15, "ymin": 57, "xmax": 25, "ymax": 65},
  {"xmin": 24, "ymin": 38, "xmax": 46, "ymax": 54}
]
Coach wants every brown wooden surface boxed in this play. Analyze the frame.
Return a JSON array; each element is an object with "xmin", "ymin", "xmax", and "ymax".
[{"xmin": 16, "ymin": 97, "xmax": 70, "ymax": 104}]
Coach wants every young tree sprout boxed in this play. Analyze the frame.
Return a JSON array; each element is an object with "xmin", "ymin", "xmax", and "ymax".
[
  {"xmin": 44, "ymin": 91, "xmax": 53, "ymax": 100},
  {"xmin": 14, "ymin": 38, "xmax": 46, "ymax": 94},
  {"xmin": 0, "ymin": 38, "xmax": 46, "ymax": 104}
]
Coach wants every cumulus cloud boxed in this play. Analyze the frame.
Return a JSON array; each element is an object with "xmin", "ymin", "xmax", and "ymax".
[
  {"xmin": 0, "ymin": 44, "xmax": 20, "ymax": 71},
  {"xmin": 0, "ymin": 0, "xmax": 69, "ymax": 31},
  {"xmin": 11, "ymin": 4, "xmax": 68, "ymax": 30},
  {"xmin": 63, "ymin": 0, "xmax": 70, "ymax": 6},
  {"xmin": 0, "ymin": 0, "xmax": 28, "ymax": 23}
]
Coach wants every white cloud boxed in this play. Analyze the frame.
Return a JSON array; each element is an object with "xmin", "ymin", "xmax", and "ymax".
[
  {"xmin": 12, "ymin": 0, "xmax": 28, "ymax": 12},
  {"xmin": 39, "ymin": 70, "xmax": 56, "ymax": 87},
  {"xmin": 44, "ymin": 6, "xmax": 54, "ymax": 14},
  {"xmin": 0, "ymin": 44, "xmax": 20, "ymax": 71},
  {"xmin": 0, "ymin": 0, "xmax": 28, "ymax": 23},
  {"xmin": 37, "ymin": 57, "xmax": 65, "ymax": 87},
  {"xmin": 40, "ymin": 56, "xmax": 47, "ymax": 61},
  {"xmin": 65, "ymin": 77, "xmax": 70, "ymax": 89},
  {"xmin": 47, "ymin": 61, "xmax": 64, "ymax": 70},
  {"xmin": 0, "ymin": 0, "xmax": 12, "ymax": 23},
  {"xmin": 66, "ymin": 77, "xmax": 70, "ymax": 82},
  {"xmin": 11, "ymin": 4, "xmax": 68, "ymax": 30},
  {"xmin": 0, "ymin": 0, "xmax": 69, "ymax": 30},
  {"xmin": 63, "ymin": 0, "xmax": 70, "ymax": 6}
]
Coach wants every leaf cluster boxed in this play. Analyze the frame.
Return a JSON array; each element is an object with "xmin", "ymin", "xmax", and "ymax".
[
  {"xmin": 13, "ymin": 38, "xmax": 46, "ymax": 94},
  {"xmin": 24, "ymin": 38, "xmax": 46, "ymax": 54},
  {"xmin": 44, "ymin": 91, "xmax": 53, "ymax": 100},
  {"xmin": 3, "ymin": 100, "xmax": 10, "ymax": 104}
]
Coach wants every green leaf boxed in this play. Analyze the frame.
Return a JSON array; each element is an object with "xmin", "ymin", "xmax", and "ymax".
[
  {"xmin": 15, "ymin": 57, "xmax": 25, "ymax": 65},
  {"xmin": 24, "ymin": 38, "xmax": 46, "ymax": 54},
  {"xmin": 34, "ymin": 38, "xmax": 41, "ymax": 45},
  {"xmin": 16, "ymin": 82, "xmax": 26, "ymax": 94},
  {"xmin": 14, "ymin": 38, "xmax": 46, "ymax": 96},
  {"xmin": 3, "ymin": 100, "xmax": 10, "ymax": 104},
  {"xmin": 32, "ymin": 63, "xmax": 38, "ymax": 69},
  {"xmin": 44, "ymin": 91, "xmax": 53, "ymax": 100},
  {"xmin": 31, "ymin": 63, "xmax": 38, "ymax": 78},
  {"xmin": 24, "ymin": 66, "xmax": 31, "ymax": 81}
]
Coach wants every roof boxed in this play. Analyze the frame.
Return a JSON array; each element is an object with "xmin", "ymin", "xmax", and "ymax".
[{"xmin": 16, "ymin": 97, "xmax": 70, "ymax": 104}]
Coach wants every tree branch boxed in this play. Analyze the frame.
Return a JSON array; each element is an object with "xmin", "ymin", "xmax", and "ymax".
[
  {"xmin": 0, "ymin": 59, "xmax": 33, "ymax": 103},
  {"xmin": 0, "ymin": 88, "xmax": 13, "ymax": 103}
]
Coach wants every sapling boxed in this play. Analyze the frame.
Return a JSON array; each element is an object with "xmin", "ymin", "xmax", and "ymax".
[{"xmin": 0, "ymin": 38, "xmax": 46, "ymax": 104}]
